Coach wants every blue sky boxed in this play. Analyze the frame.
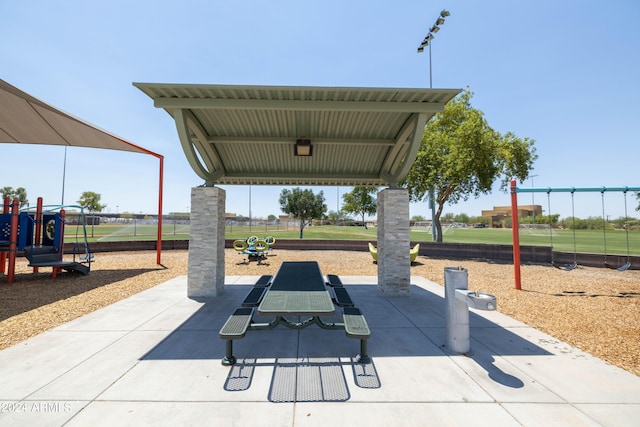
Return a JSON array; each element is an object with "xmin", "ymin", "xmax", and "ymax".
[{"xmin": 1, "ymin": 0, "xmax": 639, "ymax": 220}]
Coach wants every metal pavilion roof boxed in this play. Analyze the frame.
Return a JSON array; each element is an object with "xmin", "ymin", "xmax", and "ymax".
[{"xmin": 134, "ymin": 83, "xmax": 461, "ymax": 187}]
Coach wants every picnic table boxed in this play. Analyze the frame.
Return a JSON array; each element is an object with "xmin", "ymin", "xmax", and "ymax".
[
  {"xmin": 219, "ymin": 261, "xmax": 371, "ymax": 365},
  {"xmin": 258, "ymin": 261, "xmax": 335, "ymax": 321}
]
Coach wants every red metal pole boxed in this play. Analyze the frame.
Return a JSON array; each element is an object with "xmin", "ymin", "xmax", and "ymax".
[
  {"xmin": 510, "ymin": 179, "xmax": 522, "ymax": 290},
  {"xmin": 109, "ymin": 138, "xmax": 164, "ymax": 266},
  {"xmin": 7, "ymin": 199, "xmax": 19, "ymax": 283},
  {"xmin": 33, "ymin": 197, "xmax": 43, "ymax": 273},
  {"xmin": 1, "ymin": 196, "xmax": 9, "ymax": 274},
  {"xmin": 156, "ymin": 155, "xmax": 164, "ymax": 265}
]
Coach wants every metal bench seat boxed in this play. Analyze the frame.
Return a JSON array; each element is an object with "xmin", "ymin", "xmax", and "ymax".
[
  {"xmin": 220, "ymin": 307, "xmax": 254, "ymax": 339},
  {"xmin": 254, "ymin": 275, "xmax": 272, "ymax": 287},
  {"xmin": 241, "ymin": 287, "xmax": 267, "ymax": 307},
  {"xmin": 326, "ymin": 274, "xmax": 343, "ymax": 287},
  {"xmin": 343, "ymin": 307, "xmax": 371, "ymax": 363},
  {"xmin": 219, "ymin": 307, "xmax": 255, "ymax": 366},
  {"xmin": 332, "ymin": 286, "xmax": 354, "ymax": 307}
]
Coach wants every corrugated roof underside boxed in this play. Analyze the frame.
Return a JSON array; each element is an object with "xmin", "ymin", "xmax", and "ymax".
[
  {"xmin": 216, "ymin": 143, "xmax": 387, "ymax": 178},
  {"xmin": 195, "ymin": 109, "xmax": 406, "ymax": 139}
]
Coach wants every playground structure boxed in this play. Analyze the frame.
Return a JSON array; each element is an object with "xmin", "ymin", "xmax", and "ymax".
[
  {"xmin": 232, "ymin": 236, "xmax": 275, "ymax": 265},
  {"xmin": 510, "ymin": 180, "xmax": 640, "ymax": 289},
  {"xmin": 0, "ymin": 197, "xmax": 93, "ymax": 283},
  {"xmin": 368, "ymin": 242, "xmax": 420, "ymax": 264}
]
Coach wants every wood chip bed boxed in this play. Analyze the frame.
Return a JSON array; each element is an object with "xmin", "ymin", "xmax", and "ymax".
[{"xmin": 1, "ymin": 249, "xmax": 638, "ymax": 376}]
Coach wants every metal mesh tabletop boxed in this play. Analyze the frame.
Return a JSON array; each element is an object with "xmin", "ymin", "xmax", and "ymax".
[{"xmin": 258, "ymin": 262, "xmax": 335, "ymax": 316}]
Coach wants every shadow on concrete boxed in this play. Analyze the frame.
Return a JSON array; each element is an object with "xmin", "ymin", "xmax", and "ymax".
[
  {"xmin": 0, "ymin": 267, "xmax": 161, "ymax": 320},
  {"xmin": 140, "ymin": 284, "xmax": 552, "ymax": 361},
  {"xmin": 222, "ymin": 355, "xmax": 380, "ymax": 402}
]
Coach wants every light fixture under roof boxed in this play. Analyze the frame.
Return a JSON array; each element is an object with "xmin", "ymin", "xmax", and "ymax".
[{"xmin": 294, "ymin": 138, "xmax": 312, "ymax": 156}]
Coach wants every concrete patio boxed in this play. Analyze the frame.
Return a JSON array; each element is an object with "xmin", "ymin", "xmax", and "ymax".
[{"xmin": 1, "ymin": 275, "xmax": 639, "ymax": 426}]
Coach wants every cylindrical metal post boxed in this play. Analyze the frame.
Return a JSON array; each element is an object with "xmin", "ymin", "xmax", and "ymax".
[
  {"xmin": 444, "ymin": 266, "xmax": 470, "ymax": 354},
  {"xmin": 0, "ymin": 196, "xmax": 9, "ymax": 274},
  {"xmin": 34, "ymin": 197, "xmax": 43, "ymax": 273},
  {"xmin": 7, "ymin": 199, "xmax": 19, "ymax": 283},
  {"xmin": 510, "ymin": 179, "xmax": 522, "ymax": 290}
]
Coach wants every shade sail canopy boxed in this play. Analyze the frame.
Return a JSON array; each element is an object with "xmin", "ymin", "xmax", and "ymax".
[
  {"xmin": 134, "ymin": 83, "xmax": 461, "ymax": 186},
  {"xmin": 0, "ymin": 78, "xmax": 152, "ymax": 155},
  {"xmin": 0, "ymin": 78, "xmax": 164, "ymax": 265}
]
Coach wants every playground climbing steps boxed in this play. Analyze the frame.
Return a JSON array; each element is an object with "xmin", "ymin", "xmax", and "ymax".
[{"xmin": 24, "ymin": 246, "xmax": 90, "ymax": 276}]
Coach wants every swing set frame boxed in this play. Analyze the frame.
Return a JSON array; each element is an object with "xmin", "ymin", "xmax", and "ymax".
[{"xmin": 509, "ymin": 180, "xmax": 640, "ymax": 290}]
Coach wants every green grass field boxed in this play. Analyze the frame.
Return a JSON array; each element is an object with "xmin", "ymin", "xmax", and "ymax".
[
  {"xmin": 65, "ymin": 223, "xmax": 640, "ymax": 256},
  {"xmin": 433, "ymin": 227, "xmax": 638, "ymax": 256}
]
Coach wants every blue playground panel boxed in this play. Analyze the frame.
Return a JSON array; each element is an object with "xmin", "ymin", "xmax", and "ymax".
[
  {"xmin": 0, "ymin": 212, "xmax": 34, "ymax": 250},
  {"xmin": 0, "ymin": 212, "xmax": 65, "ymax": 251}
]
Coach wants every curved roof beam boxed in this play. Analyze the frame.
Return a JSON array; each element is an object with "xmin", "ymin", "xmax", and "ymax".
[
  {"xmin": 380, "ymin": 113, "xmax": 428, "ymax": 185},
  {"xmin": 174, "ymin": 109, "xmax": 224, "ymax": 184},
  {"xmin": 388, "ymin": 113, "xmax": 429, "ymax": 183}
]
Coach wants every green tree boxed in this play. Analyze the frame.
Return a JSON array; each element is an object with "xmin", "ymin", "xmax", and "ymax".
[
  {"xmin": 1, "ymin": 186, "xmax": 28, "ymax": 208},
  {"xmin": 326, "ymin": 209, "xmax": 352, "ymax": 225},
  {"xmin": 341, "ymin": 186, "xmax": 378, "ymax": 229},
  {"xmin": 538, "ymin": 214, "xmax": 560, "ymax": 226},
  {"xmin": 403, "ymin": 89, "xmax": 537, "ymax": 241},
  {"xmin": 411, "ymin": 215, "xmax": 426, "ymax": 221},
  {"xmin": 77, "ymin": 191, "xmax": 106, "ymax": 213},
  {"xmin": 441, "ymin": 213, "xmax": 455, "ymax": 222},
  {"xmin": 453, "ymin": 213, "xmax": 470, "ymax": 224},
  {"xmin": 77, "ymin": 191, "xmax": 106, "ymax": 237},
  {"xmin": 279, "ymin": 188, "xmax": 327, "ymax": 239}
]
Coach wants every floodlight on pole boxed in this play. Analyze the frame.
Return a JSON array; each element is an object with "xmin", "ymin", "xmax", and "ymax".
[
  {"xmin": 417, "ymin": 9, "xmax": 450, "ymax": 88},
  {"xmin": 417, "ymin": 10, "xmax": 451, "ymax": 241}
]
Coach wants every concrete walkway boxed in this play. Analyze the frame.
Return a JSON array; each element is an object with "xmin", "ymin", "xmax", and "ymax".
[{"xmin": 1, "ymin": 275, "xmax": 639, "ymax": 426}]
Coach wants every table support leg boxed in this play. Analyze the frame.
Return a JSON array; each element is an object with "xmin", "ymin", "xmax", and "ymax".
[
  {"xmin": 356, "ymin": 339, "xmax": 371, "ymax": 364},
  {"xmin": 222, "ymin": 340, "xmax": 237, "ymax": 366}
]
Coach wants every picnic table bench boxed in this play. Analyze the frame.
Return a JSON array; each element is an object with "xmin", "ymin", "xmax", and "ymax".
[{"xmin": 219, "ymin": 262, "xmax": 370, "ymax": 365}]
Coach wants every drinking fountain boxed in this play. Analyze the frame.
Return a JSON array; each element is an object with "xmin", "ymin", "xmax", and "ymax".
[{"xmin": 444, "ymin": 266, "xmax": 497, "ymax": 354}]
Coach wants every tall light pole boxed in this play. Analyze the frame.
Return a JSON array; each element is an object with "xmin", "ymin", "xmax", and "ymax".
[
  {"xmin": 336, "ymin": 186, "xmax": 340, "ymax": 224},
  {"xmin": 417, "ymin": 9, "xmax": 450, "ymax": 241},
  {"xmin": 417, "ymin": 10, "xmax": 450, "ymax": 88}
]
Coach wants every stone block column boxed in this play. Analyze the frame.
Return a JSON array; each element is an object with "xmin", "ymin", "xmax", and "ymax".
[
  {"xmin": 187, "ymin": 186, "xmax": 226, "ymax": 298},
  {"xmin": 377, "ymin": 188, "xmax": 411, "ymax": 296}
]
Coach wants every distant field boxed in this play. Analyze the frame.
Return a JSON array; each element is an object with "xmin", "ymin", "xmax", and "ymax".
[
  {"xmin": 65, "ymin": 223, "xmax": 640, "ymax": 256},
  {"xmin": 431, "ymin": 227, "xmax": 639, "ymax": 256}
]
